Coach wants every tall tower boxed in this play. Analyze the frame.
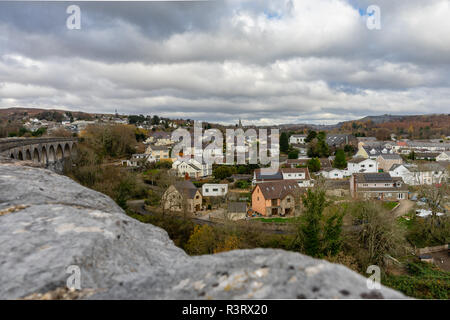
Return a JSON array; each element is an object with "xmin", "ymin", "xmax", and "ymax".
[{"xmin": 238, "ymin": 118, "xmax": 242, "ymax": 128}]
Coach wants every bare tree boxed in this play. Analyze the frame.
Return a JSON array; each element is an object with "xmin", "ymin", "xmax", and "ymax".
[{"xmin": 418, "ymin": 180, "xmax": 449, "ymax": 218}]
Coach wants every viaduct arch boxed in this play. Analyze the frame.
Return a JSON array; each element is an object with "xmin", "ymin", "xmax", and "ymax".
[{"xmin": 0, "ymin": 137, "xmax": 78, "ymax": 165}]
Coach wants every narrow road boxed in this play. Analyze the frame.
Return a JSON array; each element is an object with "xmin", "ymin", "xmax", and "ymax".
[
  {"xmin": 126, "ymin": 199, "xmax": 294, "ymax": 234},
  {"xmin": 392, "ymin": 200, "xmax": 415, "ymax": 217}
]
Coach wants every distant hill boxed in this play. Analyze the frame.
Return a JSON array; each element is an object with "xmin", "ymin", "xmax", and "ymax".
[
  {"xmin": 0, "ymin": 107, "xmax": 110, "ymax": 122},
  {"xmin": 337, "ymin": 114, "xmax": 450, "ymax": 140},
  {"xmin": 337, "ymin": 114, "xmax": 406, "ymax": 126},
  {"xmin": 1, "ymin": 108, "xmax": 449, "ymax": 139}
]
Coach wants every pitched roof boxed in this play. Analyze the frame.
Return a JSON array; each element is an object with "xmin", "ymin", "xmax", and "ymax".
[
  {"xmin": 353, "ymin": 172, "xmax": 393, "ymax": 183},
  {"xmin": 227, "ymin": 202, "xmax": 247, "ymax": 213},
  {"xmin": 254, "ymin": 168, "xmax": 283, "ymax": 181},
  {"xmin": 348, "ymin": 157, "xmax": 372, "ymax": 163},
  {"xmin": 353, "ymin": 173, "xmax": 409, "ymax": 191},
  {"xmin": 254, "ymin": 180, "xmax": 302, "ymax": 200},
  {"xmin": 148, "ymin": 144, "xmax": 170, "ymax": 151},
  {"xmin": 151, "ymin": 131, "xmax": 171, "ymax": 139},
  {"xmin": 326, "ymin": 134, "xmax": 352, "ymax": 146},
  {"xmin": 285, "ymin": 158, "xmax": 331, "ymax": 168},
  {"xmin": 389, "ymin": 163, "xmax": 405, "ymax": 171},
  {"xmin": 378, "ymin": 154, "xmax": 402, "ymax": 160},
  {"xmin": 173, "ymin": 181, "xmax": 199, "ymax": 199},
  {"xmin": 290, "ymin": 134, "xmax": 307, "ymax": 138},
  {"xmin": 280, "ymin": 167, "xmax": 311, "ymax": 180}
]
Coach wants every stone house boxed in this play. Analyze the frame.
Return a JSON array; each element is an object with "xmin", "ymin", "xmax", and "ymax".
[
  {"xmin": 376, "ymin": 154, "xmax": 403, "ymax": 172},
  {"xmin": 162, "ymin": 180, "xmax": 202, "ymax": 213}
]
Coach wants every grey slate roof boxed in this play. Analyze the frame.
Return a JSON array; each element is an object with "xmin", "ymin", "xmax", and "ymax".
[
  {"xmin": 228, "ymin": 202, "xmax": 247, "ymax": 213},
  {"xmin": 174, "ymin": 181, "xmax": 199, "ymax": 199},
  {"xmin": 378, "ymin": 154, "xmax": 402, "ymax": 160},
  {"xmin": 254, "ymin": 168, "xmax": 283, "ymax": 181}
]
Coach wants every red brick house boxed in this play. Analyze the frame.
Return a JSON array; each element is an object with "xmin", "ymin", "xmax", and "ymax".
[{"xmin": 251, "ymin": 180, "xmax": 303, "ymax": 216}]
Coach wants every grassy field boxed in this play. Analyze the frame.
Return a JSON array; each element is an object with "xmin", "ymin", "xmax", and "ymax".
[
  {"xmin": 383, "ymin": 261, "xmax": 450, "ymax": 299},
  {"xmin": 382, "ymin": 201, "xmax": 399, "ymax": 210},
  {"xmin": 253, "ymin": 217, "xmax": 297, "ymax": 223}
]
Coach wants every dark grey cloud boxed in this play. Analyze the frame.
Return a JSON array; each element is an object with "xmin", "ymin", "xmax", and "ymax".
[{"xmin": 0, "ymin": 0, "xmax": 449, "ymax": 124}]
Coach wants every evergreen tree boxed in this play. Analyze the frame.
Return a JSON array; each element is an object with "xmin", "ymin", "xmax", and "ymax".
[
  {"xmin": 333, "ymin": 149, "xmax": 347, "ymax": 169},
  {"xmin": 307, "ymin": 157, "xmax": 321, "ymax": 172},
  {"xmin": 280, "ymin": 132, "xmax": 289, "ymax": 153},
  {"xmin": 305, "ymin": 130, "xmax": 317, "ymax": 143},
  {"xmin": 288, "ymin": 149, "xmax": 299, "ymax": 159},
  {"xmin": 293, "ymin": 185, "xmax": 345, "ymax": 258}
]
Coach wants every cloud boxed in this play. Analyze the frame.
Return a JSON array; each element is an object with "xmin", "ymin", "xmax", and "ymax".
[{"xmin": 0, "ymin": 0, "xmax": 449, "ymax": 124}]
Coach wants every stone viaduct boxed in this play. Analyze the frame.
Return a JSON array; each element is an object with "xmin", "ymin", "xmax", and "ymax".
[{"xmin": 0, "ymin": 137, "xmax": 77, "ymax": 165}]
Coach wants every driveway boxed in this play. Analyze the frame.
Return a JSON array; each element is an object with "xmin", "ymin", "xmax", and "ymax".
[{"xmin": 393, "ymin": 199, "xmax": 415, "ymax": 217}]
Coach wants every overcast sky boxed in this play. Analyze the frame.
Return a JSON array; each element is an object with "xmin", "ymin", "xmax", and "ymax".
[{"xmin": 0, "ymin": 0, "xmax": 449, "ymax": 125}]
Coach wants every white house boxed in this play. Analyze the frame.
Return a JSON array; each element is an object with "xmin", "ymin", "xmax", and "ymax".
[
  {"xmin": 252, "ymin": 167, "xmax": 313, "ymax": 187},
  {"xmin": 320, "ymin": 168, "xmax": 345, "ymax": 179},
  {"xmin": 436, "ymin": 151, "xmax": 450, "ymax": 162},
  {"xmin": 280, "ymin": 167, "xmax": 313, "ymax": 187},
  {"xmin": 289, "ymin": 134, "xmax": 307, "ymax": 144},
  {"xmin": 202, "ymin": 184, "xmax": 228, "ymax": 197},
  {"xmin": 389, "ymin": 164, "xmax": 415, "ymax": 185},
  {"xmin": 121, "ymin": 154, "xmax": 155, "ymax": 167},
  {"xmin": 347, "ymin": 158, "xmax": 378, "ymax": 174},
  {"xmin": 172, "ymin": 158, "xmax": 212, "ymax": 178},
  {"xmin": 389, "ymin": 163, "xmax": 448, "ymax": 185}
]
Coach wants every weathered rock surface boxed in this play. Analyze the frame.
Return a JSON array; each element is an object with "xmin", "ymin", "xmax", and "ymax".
[{"xmin": 0, "ymin": 163, "xmax": 406, "ymax": 299}]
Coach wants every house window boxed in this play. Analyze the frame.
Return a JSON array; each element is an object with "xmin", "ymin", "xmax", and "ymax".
[
  {"xmin": 205, "ymin": 189, "xmax": 209, "ymax": 192},
  {"xmin": 287, "ymin": 198, "xmax": 291, "ymax": 203},
  {"xmin": 196, "ymin": 195, "xmax": 199, "ymax": 199}
]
